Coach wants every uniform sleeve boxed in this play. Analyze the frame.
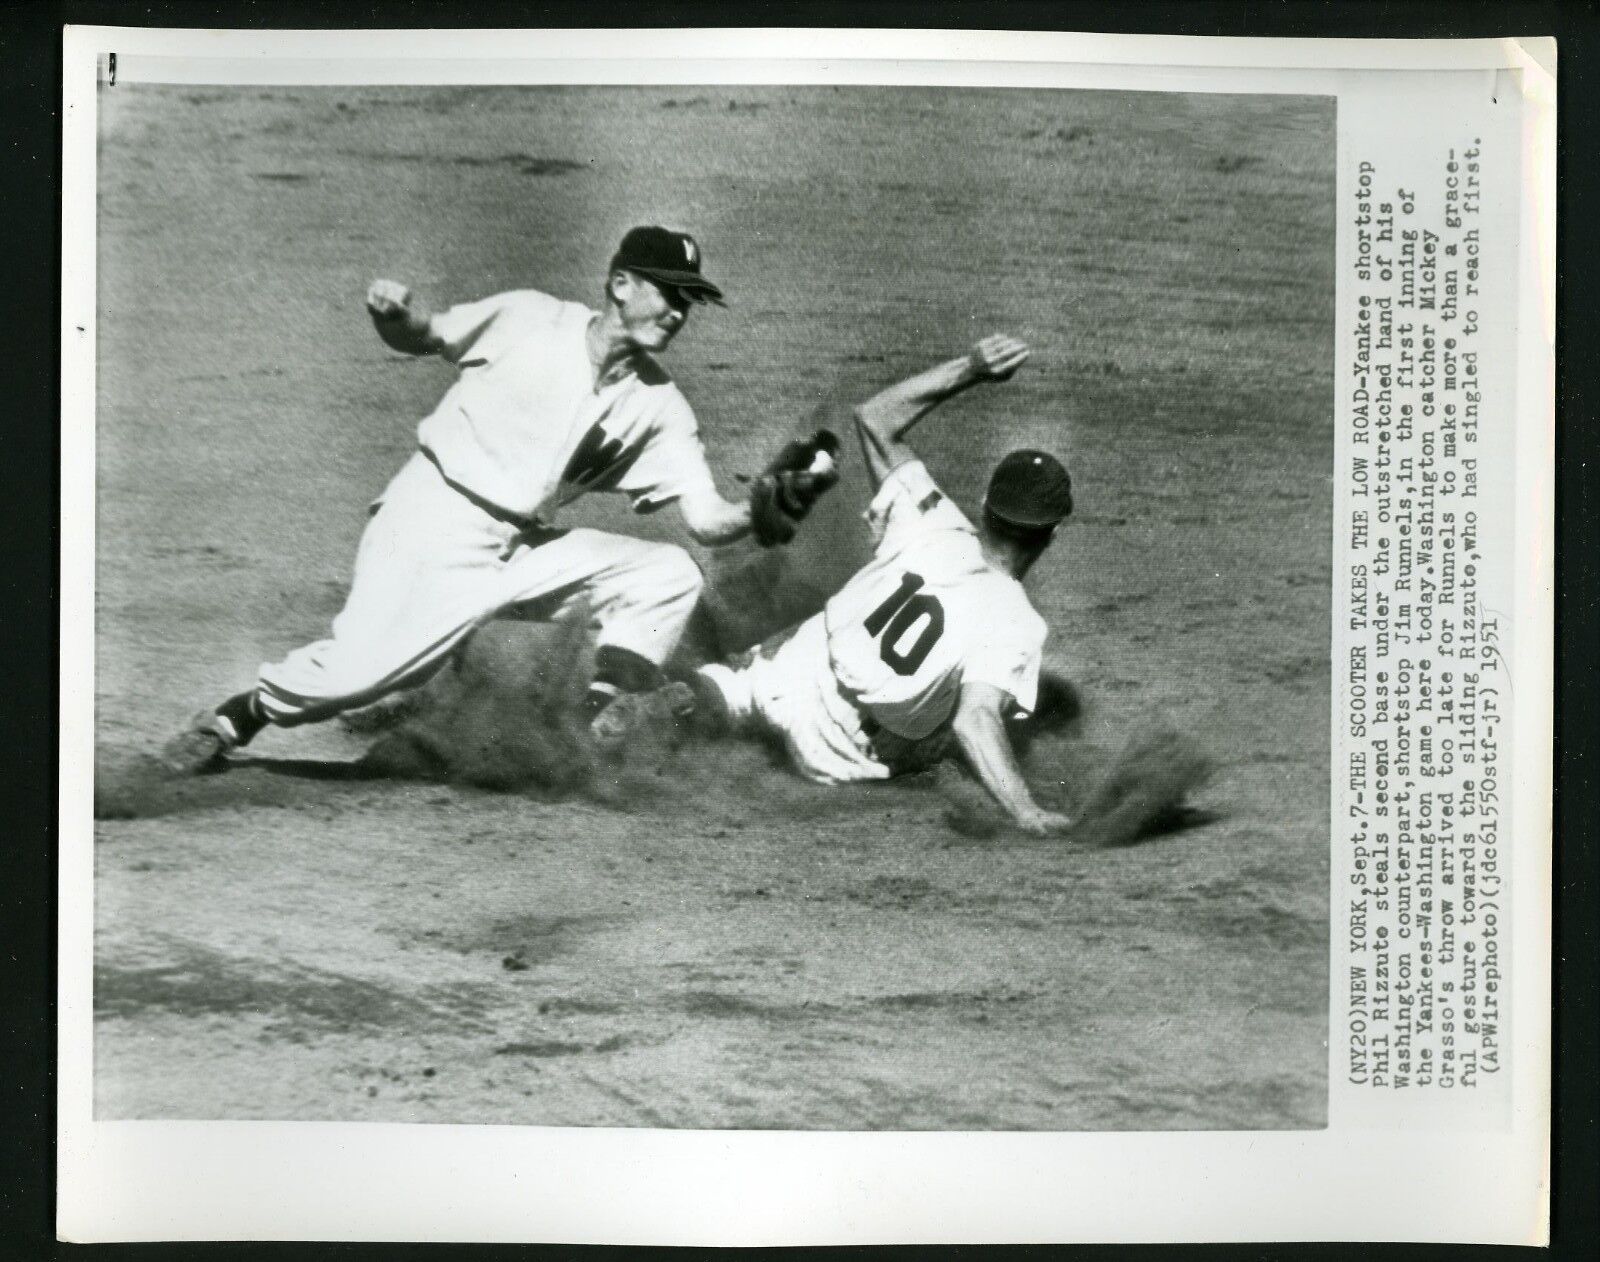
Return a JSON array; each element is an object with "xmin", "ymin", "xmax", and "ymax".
[
  {"xmin": 863, "ymin": 459, "xmax": 973, "ymax": 556},
  {"xmin": 614, "ymin": 391, "xmax": 719, "ymax": 514},
  {"xmin": 430, "ymin": 289, "xmax": 559, "ymax": 366},
  {"xmin": 963, "ymin": 602, "xmax": 1047, "ymax": 716}
]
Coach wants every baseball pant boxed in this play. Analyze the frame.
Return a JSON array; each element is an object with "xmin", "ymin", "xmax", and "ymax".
[
  {"xmin": 256, "ymin": 452, "xmax": 703, "ymax": 726},
  {"xmin": 698, "ymin": 614, "xmax": 891, "ymax": 785}
]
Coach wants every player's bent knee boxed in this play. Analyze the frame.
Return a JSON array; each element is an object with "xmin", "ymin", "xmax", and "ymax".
[{"xmin": 650, "ymin": 544, "xmax": 705, "ymax": 603}]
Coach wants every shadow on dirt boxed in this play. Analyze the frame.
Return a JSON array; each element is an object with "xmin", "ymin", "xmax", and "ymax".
[
  {"xmin": 494, "ymin": 1036, "xmax": 629, "ymax": 1058},
  {"xmin": 93, "ymin": 750, "xmax": 380, "ymax": 821},
  {"xmin": 231, "ymin": 756, "xmax": 388, "ymax": 781},
  {"xmin": 96, "ymin": 939, "xmax": 499, "ymax": 1036}
]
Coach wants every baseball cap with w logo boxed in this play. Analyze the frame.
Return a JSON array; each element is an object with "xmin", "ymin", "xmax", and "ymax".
[{"xmin": 610, "ymin": 225, "xmax": 726, "ymax": 305}]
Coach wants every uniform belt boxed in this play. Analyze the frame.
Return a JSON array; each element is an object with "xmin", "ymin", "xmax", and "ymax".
[
  {"xmin": 418, "ymin": 446, "xmax": 539, "ymax": 533},
  {"xmin": 852, "ymin": 699, "xmax": 953, "ymax": 774}
]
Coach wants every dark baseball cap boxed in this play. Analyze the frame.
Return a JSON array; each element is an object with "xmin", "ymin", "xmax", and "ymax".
[
  {"xmin": 984, "ymin": 449, "xmax": 1074, "ymax": 529},
  {"xmin": 609, "ymin": 226, "xmax": 726, "ymax": 305}
]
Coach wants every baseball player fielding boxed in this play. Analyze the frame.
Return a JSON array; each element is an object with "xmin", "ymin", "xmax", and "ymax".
[{"xmin": 160, "ymin": 226, "xmax": 837, "ymax": 774}]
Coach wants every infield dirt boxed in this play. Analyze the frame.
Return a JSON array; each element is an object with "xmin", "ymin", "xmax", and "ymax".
[{"xmin": 91, "ymin": 85, "xmax": 1334, "ymax": 1129}]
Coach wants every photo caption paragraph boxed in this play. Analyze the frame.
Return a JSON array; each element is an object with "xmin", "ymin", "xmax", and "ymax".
[{"xmin": 1341, "ymin": 139, "xmax": 1507, "ymax": 1096}]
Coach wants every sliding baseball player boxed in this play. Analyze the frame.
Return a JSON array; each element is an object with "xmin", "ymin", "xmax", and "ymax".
[
  {"xmin": 692, "ymin": 334, "xmax": 1075, "ymax": 835},
  {"xmin": 162, "ymin": 226, "xmax": 835, "ymax": 773}
]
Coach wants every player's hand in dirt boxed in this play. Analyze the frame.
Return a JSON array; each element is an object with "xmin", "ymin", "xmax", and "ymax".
[
  {"xmin": 968, "ymin": 334, "xmax": 1031, "ymax": 382},
  {"xmin": 365, "ymin": 279, "xmax": 414, "ymax": 321},
  {"xmin": 1015, "ymin": 806, "xmax": 1074, "ymax": 837}
]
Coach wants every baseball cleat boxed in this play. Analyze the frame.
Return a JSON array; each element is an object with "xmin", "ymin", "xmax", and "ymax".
[
  {"xmin": 589, "ymin": 681, "xmax": 696, "ymax": 754},
  {"xmin": 158, "ymin": 708, "xmax": 242, "ymax": 775}
]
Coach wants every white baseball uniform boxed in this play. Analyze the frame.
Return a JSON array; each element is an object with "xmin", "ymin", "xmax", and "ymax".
[
  {"xmin": 700, "ymin": 459, "xmax": 1047, "ymax": 783},
  {"xmin": 257, "ymin": 288, "xmax": 717, "ymax": 726}
]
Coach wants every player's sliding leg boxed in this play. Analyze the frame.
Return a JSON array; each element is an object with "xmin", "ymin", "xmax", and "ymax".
[
  {"xmin": 688, "ymin": 660, "xmax": 751, "ymax": 737},
  {"xmin": 693, "ymin": 616, "xmax": 893, "ymax": 784},
  {"xmin": 685, "ymin": 618, "xmax": 808, "ymax": 739}
]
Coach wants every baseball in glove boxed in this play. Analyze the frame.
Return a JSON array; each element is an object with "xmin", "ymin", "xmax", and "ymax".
[{"xmin": 749, "ymin": 429, "xmax": 841, "ymax": 547}]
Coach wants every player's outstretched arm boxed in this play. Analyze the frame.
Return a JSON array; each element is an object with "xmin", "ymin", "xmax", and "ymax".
[
  {"xmin": 665, "ymin": 431, "xmax": 838, "ymax": 547},
  {"xmin": 366, "ymin": 279, "xmax": 445, "ymax": 356},
  {"xmin": 683, "ymin": 430, "xmax": 839, "ymax": 548},
  {"xmin": 677, "ymin": 487, "xmax": 754, "ymax": 546},
  {"xmin": 853, "ymin": 334, "xmax": 1030, "ymax": 490},
  {"xmin": 951, "ymin": 680, "xmax": 1072, "ymax": 836}
]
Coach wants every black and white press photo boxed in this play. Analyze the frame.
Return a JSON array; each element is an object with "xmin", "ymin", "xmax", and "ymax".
[
  {"xmin": 87, "ymin": 77, "xmax": 1336, "ymax": 1131},
  {"xmin": 59, "ymin": 24, "xmax": 1561, "ymax": 1249}
]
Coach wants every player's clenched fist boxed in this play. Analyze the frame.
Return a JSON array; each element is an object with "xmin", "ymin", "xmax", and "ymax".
[
  {"xmin": 968, "ymin": 334, "xmax": 1031, "ymax": 381},
  {"xmin": 365, "ymin": 279, "xmax": 414, "ymax": 321},
  {"xmin": 366, "ymin": 280, "xmax": 440, "ymax": 356}
]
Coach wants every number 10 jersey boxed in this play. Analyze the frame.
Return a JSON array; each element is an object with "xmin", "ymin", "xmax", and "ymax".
[{"xmin": 822, "ymin": 460, "xmax": 1048, "ymax": 741}]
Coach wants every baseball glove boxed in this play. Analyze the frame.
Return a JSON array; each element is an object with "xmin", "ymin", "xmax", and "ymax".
[{"xmin": 749, "ymin": 429, "xmax": 841, "ymax": 547}]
